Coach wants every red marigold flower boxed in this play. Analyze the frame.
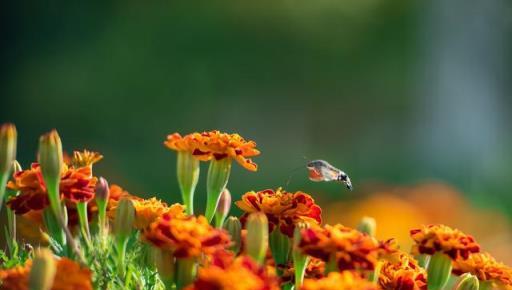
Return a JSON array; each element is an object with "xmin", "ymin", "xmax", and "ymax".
[
  {"xmin": 236, "ymin": 188, "xmax": 322, "ymax": 237},
  {"xmin": 379, "ymin": 251, "xmax": 427, "ymax": 290},
  {"xmin": 298, "ymin": 224, "xmax": 382, "ymax": 271},
  {"xmin": 452, "ymin": 252, "xmax": 512, "ymax": 286},
  {"xmin": 0, "ymin": 257, "xmax": 93, "ymax": 290},
  {"xmin": 185, "ymin": 255, "xmax": 280, "ymax": 290},
  {"xmin": 143, "ymin": 213, "xmax": 231, "ymax": 258},
  {"xmin": 301, "ymin": 271, "xmax": 379, "ymax": 290},
  {"xmin": 164, "ymin": 131, "xmax": 260, "ymax": 171},
  {"xmin": 410, "ymin": 224, "xmax": 480, "ymax": 260}
]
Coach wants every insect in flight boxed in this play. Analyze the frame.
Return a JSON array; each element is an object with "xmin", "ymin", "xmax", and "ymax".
[{"xmin": 307, "ymin": 160, "xmax": 353, "ymax": 190}]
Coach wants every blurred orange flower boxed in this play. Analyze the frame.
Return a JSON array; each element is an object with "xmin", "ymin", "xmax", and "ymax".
[
  {"xmin": 298, "ymin": 224, "xmax": 381, "ymax": 271},
  {"xmin": 185, "ymin": 255, "xmax": 279, "ymax": 290},
  {"xmin": 71, "ymin": 150, "xmax": 103, "ymax": 168},
  {"xmin": 164, "ymin": 131, "xmax": 260, "ymax": 171},
  {"xmin": 410, "ymin": 224, "xmax": 480, "ymax": 260},
  {"xmin": 452, "ymin": 252, "xmax": 512, "ymax": 286},
  {"xmin": 301, "ymin": 271, "xmax": 378, "ymax": 290},
  {"xmin": 378, "ymin": 251, "xmax": 427, "ymax": 290},
  {"xmin": 143, "ymin": 213, "xmax": 231, "ymax": 258},
  {"xmin": 0, "ymin": 257, "xmax": 93, "ymax": 290},
  {"xmin": 236, "ymin": 188, "xmax": 322, "ymax": 237}
]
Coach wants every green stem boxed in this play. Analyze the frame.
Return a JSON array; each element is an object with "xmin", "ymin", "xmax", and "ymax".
[
  {"xmin": 214, "ymin": 212, "xmax": 226, "ymax": 228},
  {"xmin": 269, "ymin": 229, "xmax": 291, "ymax": 270},
  {"xmin": 175, "ymin": 257, "xmax": 197, "ymax": 290},
  {"xmin": 76, "ymin": 202, "xmax": 91, "ymax": 245},
  {"xmin": 6, "ymin": 206, "xmax": 16, "ymax": 256},
  {"xmin": 177, "ymin": 151, "xmax": 199, "ymax": 215},
  {"xmin": 116, "ymin": 238, "xmax": 129, "ymax": 278},
  {"xmin": 0, "ymin": 172, "xmax": 8, "ymax": 210},
  {"xmin": 43, "ymin": 208, "xmax": 66, "ymax": 251},
  {"xmin": 205, "ymin": 158, "xmax": 231, "ymax": 223},
  {"xmin": 325, "ymin": 254, "xmax": 338, "ymax": 274}
]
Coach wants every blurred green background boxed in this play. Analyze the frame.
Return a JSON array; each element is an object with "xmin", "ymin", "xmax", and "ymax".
[{"xmin": 2, "ymin": 0, "xmax": 512, "ymax": 240}]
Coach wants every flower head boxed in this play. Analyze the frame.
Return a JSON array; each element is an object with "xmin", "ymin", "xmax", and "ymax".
[
  {"xmin": 164, "ymin": 131, "xmax": 260, "ymax": 171},
  {"xmin": 452, "ymin": 252, "xmax": 512, "ymax": 286},
  {"xmin": 71, "ymin": 150, "xmax": 103, "ymax": 168},
  {"xmin": 379, "ymin": 251, "xmax": 427, "ymax": 290},
  {"xmin": 410, "ymin": 225, "xmax": 480, "ymax": 260},
  {"xmin": 144, "ymin": 213, "xmax": 231, "ymax": 258},
  {"xmin": 0, "ymin": 257, "xmax": 93, "ymax": 290},
  {"xmin": 236, "ymin": 188, "xmax": 322, "ymax": 237},
  {"xmin": 301, "ymin": 271, "xmax": 379, "ymax": 290},
  {"xmin": 185, "ymin": 255, "xmax": 279, "ymax": 290},
  {"xmin": 298, "ymin": 224, "xmax": 382, "ymax": 271}
]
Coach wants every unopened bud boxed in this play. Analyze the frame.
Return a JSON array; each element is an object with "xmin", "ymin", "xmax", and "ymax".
[
  {"xmin": 427, "ymin": 252, "xmax": 453, "ymax": 290},
  {"xmin": 215, "ymin": 188, "xmax": 231, "ymax": 227},
  {"xmin": 246, "ymin": 212, "xmax": 268, "ymax": 264},
  {"xmin": 0, "ymin": 123, "xmax": 17, "ymax": 174},
  {"xmin": 38, "ymin": 130, "xmax": 64, "ymax": 217},
  {"xmin": 453, "ymin": 273, "xmax": 479, "ymax": 290},
  {"xmin": 113, "ymin": 198, "xmax": 135, "ymax": 241},
  {"xmin": 154, "ymin": 248, "xmax": 175, "ymax": 288},
  {"xmin": 357, "ymin": 216, "xmax": 376, "ymax": 237},
  {"xmin": 223, "ymin": 216, "xmax": 242, "ymax": 253},
  {"xmin": 95, "ymin": 177, "xmax": 110, "ymax": 202},
  {"xmin": 29, "ymin": 248, "xmax": 56, "ymax": 290}
]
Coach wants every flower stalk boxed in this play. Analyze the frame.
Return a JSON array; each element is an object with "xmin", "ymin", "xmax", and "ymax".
[
  {"xmin": 76, "ymin": 201, "xmax": 91, "ymax": 244},
  {"xmin": 113, "ymin": 198, "xmax": 135, "ymax": 277},
  {"xmin": 0, "ymin": 123, "xmax": 16, "ymax": 210},
  {"xmin": 269, "ymin": 228, "xmax": 291, "ymax": 275},
  {"xmin": 292, "ymin": 223, "xmax": 309, "ymax": 289},
  {"xmin": 176, "ymin": 151, "xmax": 200, "ymax": 215},
  {"xmin": 175, "ymin": 257, "xmax": 197, "ymax": 290},
  {"xmin": 205, "ymin": 158, "xmax": 232, "ymax": 223}
]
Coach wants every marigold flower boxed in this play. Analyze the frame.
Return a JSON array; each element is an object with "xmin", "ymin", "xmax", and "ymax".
[
  {"xmin": 0, "ymin": 257, "xmax": 93, "ymax": 290},
  {"xmin": 298, "ymin": 224, "xmax": 381, "ymax": 271},
  {"xmin": 71, "ymin": 150, "xmax": 103, "ymax": 168},
  {"xmin": 301, "ymin": 271, "xmax": 379, "ymax": 290},
  {"xmin": 379, "ymin": 251, "xmax": 427, "ymax": 290},
  {"xmin": 410, "ymin": 224, "xmax": 480, "ymax": 260},
  {"xmin": 164, "ymin": 131, "xmax": 260, "ymax": 171},
  {"xmin": 144, "ymin": 213, "xmax": 231, "ymax": 258},
  {"xmin": 236, "ymin": 188, "xmax": 322, "ymax": 237},
  {"xmin": 452, "ymin": 252, "xmax": 512, "ymax": 286},
  {"xmin": 185, "ymin": 255, "xmax": 280, "ymax": 290}
]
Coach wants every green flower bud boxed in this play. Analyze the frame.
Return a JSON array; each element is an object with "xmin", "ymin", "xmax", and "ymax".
[
  {"xmin": 269, "ymin": 228, "xmax": 291, "ymax": 271},
  {"xmin": 0, "ymin": 123, "xmax": 17, "ymax": 210},
  {"xmin": 38, "ymin": 130, "xmax": 64, "ymax": 218},
  {"xmin": 215, "ymin": 188, "xmax": 231, "ymax": 228},
  {"xmin": 223, "ymin": 216, "xmax": 242, "ymax": 254},
  {"xmin": 113, "ymin": 198, "xmax": 135, "ymax": 242},
  {"xmin": 154, "ymin": 248, "xmax": 175, "ymax": 289},
  {"xmin": 29, "ymin": 248, "xmax": 56, "ymax": 290},
  {"xmin": 453, "ymin": 273, "xmax": 479, "ymax": 290},
  {"xmin": 0, "ymin": 123, "xmax": 16, "ymax": 174},
  {"xmin": 357, "ymin": 216, "xmax": 376, "ymax": 237},
  {"xmin": 427, "ymin": 252, "xmax": 453, "ymax": 290},
  {"xmin": 175, "ymin": 257, "xmax": 197, "ymax": 290},
  {"xmin": 177, "ymin": 151, "xmax": 200, "ymax": 215},
  {"xmin": 95, "ymin": 177, "xmax": 110, "ymax": 238},
  {"xmin": 246, "ymin": 212, "xmax": 268, "ymax": 264},
  {"xmin": 205, "ymin": 157, "xmax": 231, "ymax": 223}
]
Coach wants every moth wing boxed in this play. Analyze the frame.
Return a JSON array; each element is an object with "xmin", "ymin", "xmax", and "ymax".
[{"xmin": 319, "ymin": 166, "xmax": 339, "ymax": 181}]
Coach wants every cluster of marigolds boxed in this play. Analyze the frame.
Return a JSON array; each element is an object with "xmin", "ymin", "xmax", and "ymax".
[{"xmin": 0, "ymin": 124, "xmax": 511, "ymax": 290}]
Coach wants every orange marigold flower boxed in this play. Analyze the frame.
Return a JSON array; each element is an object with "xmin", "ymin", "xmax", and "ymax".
[
  {"xmin": 301, "ymin": 271, "xmax": 379, "ymax": 290},
  {"xmin": 452, "ymin": 252, "xmax": 512, "ymax": 286},
  {"xmin": 144, "ymin": 213, "xmax": 231, "ymax": 258},
  {"xmin": 6, "ymin": 161, "xmax": 97, "ymax": 214},
  {"xmin": 379, "ymin": 252, "xmax": 427, "ymax": 290},
  {"xmin": 298, "ymin": 224, "xmax": 382, "ymax": 271},
  {"xmin": 185, "ymin": 255, "xmax": 280, "ymax": 290},
  {"xmin": 164, "ymin": 131, "xmax": 260, "ymax": 171},
  {"xmin": 71, "ymin": 150, "xmax": 103, "ymax": 168},
  {"xmin": 109, "ymin": 196, "xmax": 186, "ymax": 230},
  {"xmin": 236, "ymin": 188, "xmax": 322, "ymax": 237},
  {"xmin": 0, "ymin": 257, "xmax": 92, "ymax": 290},
  {"xmin": 410, "ymin": 224, "xmax": 480, "ymax": 260}
]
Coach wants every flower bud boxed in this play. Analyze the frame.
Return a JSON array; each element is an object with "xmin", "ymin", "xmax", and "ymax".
[
  {"xmin": 113, "ymin": 198, "xmax": 135, "ymax": 242},
  {"xmin": 246, "ymin": 212, "xmax": 268, "ymax": 264},
  {"xmin": 154, "ymin": 248, "xmax": 175, "ymax": 288},
  {"xmin": 427, "ymin": 252, "xmax": 453, "ymax": 290},
  {"xmin": 357, "ymin": 216, "xmax": 376, "ymax": 237},
  {"xmin": 269, "ymin": 228, "xmax": 291, "ymax": 270},
  {"xmin": 215, "ymin": 188, "xmax": 231, "ymax": 228},
  {"xmin": 95, "ymin": 177, "xmax": 110, "ymax": 201},
  {"xmin": 205, "ymin": 158, "xmax": 232, "ymax": 222},
  {"xmin": 176, "ymin": 151, "xmax": 200, "ymax": 215},
  {"xmin": 0, "ymin": 123, "xmax": 17, "ymax": 174},
  {"xmin": 453, "ymin": 273, "xmax": 479, "ymax": 290},
  {"xmin": 29, "ymin": 248, "xmax": 56, "ymax": 290},
  {"xmin": 38, "ymin": 130, "xmax": 64, "ymax": 217},
  {"xmin": 223, "ymin": 216, "xmax": 242, "ymax": 254}
]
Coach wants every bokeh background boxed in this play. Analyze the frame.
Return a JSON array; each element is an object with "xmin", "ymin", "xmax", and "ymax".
[{"xmin": 2, "ymin": 1, "xmax": 512, "ymax": 261}]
